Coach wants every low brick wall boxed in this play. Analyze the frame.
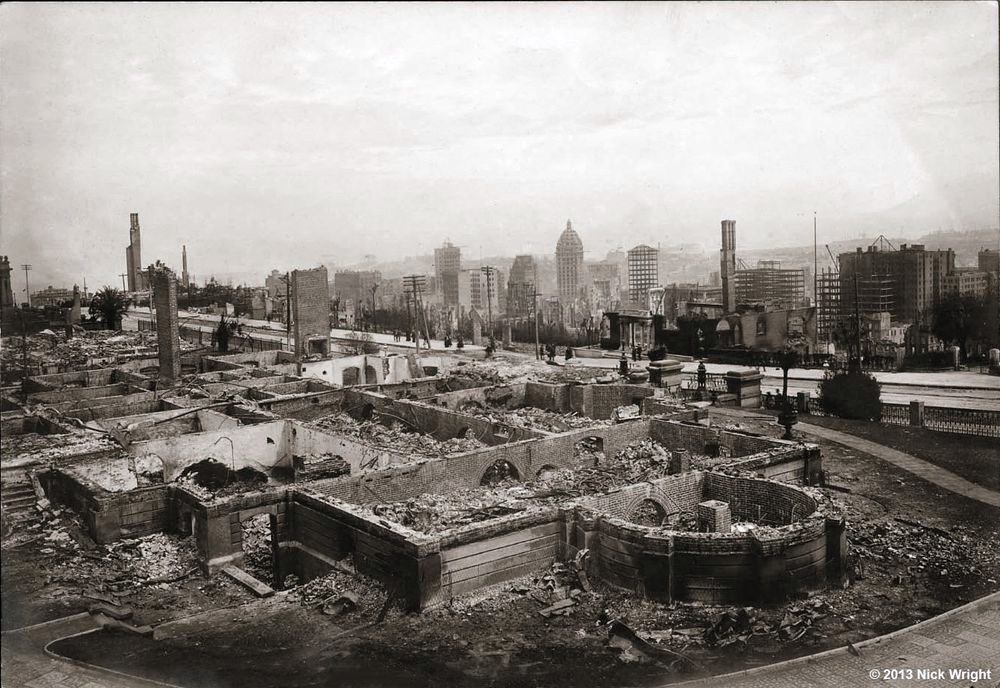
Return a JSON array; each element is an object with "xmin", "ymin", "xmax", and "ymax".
[
  {"xmin": 574, "ymin": 472, "xmax": 841, "ymax": 603},
  {"xmin": 343, "ymin": 389, "xmax": 547, "ymax": 445},
  {"xmin": 40, "ymin": 468, "xmax": 171, "ymax": 543}
]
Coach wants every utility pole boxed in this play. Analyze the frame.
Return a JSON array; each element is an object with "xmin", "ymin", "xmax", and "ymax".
[
  {"xmin": 813, "ymin": 212, "xmax": 818, "ymax": 306},
  {"xmin": 531, "ymin": 265, "xmax": 541, "ymax": 360},
  {"xmin": 285, "ymin": 272, "xmax": 292, "ymax": 350},
  {"xmin": 403, "ymin": 275, "xmax": 431, "ymax": 353},
  {"xmin": 481, "ymin": 266, "xmax": 494, "ymax": 340},
  {"xmin": 21, "ymin": 264, "xmax": 31, "ymax": 307},
  {"xmin": 370, "ymin": 281, "xmax": 379, "ymax": 331},
  {"xmin": 853, "ymin": 270, "xmax": 862, "ymax": 371}
]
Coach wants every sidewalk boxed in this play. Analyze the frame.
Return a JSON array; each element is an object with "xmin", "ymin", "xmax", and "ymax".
[
  {"xmin": 796, "ymin": 421, "xmax": 1000, "ymax": 508},
  {"xmin": 1, "ymin": 613, "xmax": 169, "ymax": 688},
  {"xmin": 670, "ymin": 591, "xmax": 1000, "ymax": 687}
]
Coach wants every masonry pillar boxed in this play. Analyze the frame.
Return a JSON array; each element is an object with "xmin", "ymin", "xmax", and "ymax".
[
  {"xmin": 825, "ymin": 517, "xmax": 849, "ymax": 588},
  {"xmin": 725, "ymin": 369, "xmax": 763, "ymax": 408},
  {"xmin": 696, "ymin": 500, "xmax": 731, "ymax": 533},
  {"xmin": 950, "ymin": 345, "xmax": 961, "ymax": 370},
  {"xmin": 802, "ymin": 444, "xmax": 823, "ymax": 486},
  {"xmin": 909, "ymin": 400, "xmax": 925, "ymax": 427},
  {"xmin": 669, "ymin": 449, "xmax": 690, "ymax": 474},
  {"xmin": 149, "ymin": 265, "xmax": 181, "ymax": 387},
  {"xmin": 796, "ymin": 392, "xmax": 810, "ymax": 414},
  {"xmin": 70, "ymin": 285, "xmax": 81, "ymax": 325}
]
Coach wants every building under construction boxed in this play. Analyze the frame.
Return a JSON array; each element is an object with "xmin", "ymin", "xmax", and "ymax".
[
  {"xmin": 734, "ymin": 260, "xmax": 805, "ymax": 309},
  {"xmin": 838, "ymin": 241, "xmax": 954, "ymax": 325},
  {"xmin": 816, "ymin": 268, "xmax": 841, "ymax": 346}
]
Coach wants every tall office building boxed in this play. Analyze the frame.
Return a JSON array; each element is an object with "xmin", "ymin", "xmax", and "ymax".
[
  {"xmin": 838, "ymin": 243, "xmax": 955, "ymax": 323},
  {"xmin": 626, "ymin": 244, "xmax": 659, "ymax": 306},
  {"xmin": 555, "ymin": 220, "xmax": 584, "ymax": 305},
  {"xmin": 507, "ymin": 254, "xmax": 536, "ymax": 318},
  {"xmin": 434, "ymin": 241, "xmax": 462, "ymax": 307}
]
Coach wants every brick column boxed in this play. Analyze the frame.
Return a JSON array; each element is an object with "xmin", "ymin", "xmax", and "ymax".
[
  {"xmin": 149, "ymin": 265, "xmax": 181, "ymax": 387},
  {"xmin": 697, "ymin": 500, "xmax": 731, "ymax": 533},
  {"xmin": 725, "ymin": 369, "xmax": 763, "ymax": 408},
  {"xmin": 670, "ymin": 449, "xmax": 691, "ymax": 474}
]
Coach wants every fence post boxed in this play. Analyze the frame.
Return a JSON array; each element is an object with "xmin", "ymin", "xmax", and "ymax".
[
  {"xmin": 909, "ymin": 400, "xmax": 924, "ymax": 428},
  {"xmin": 796, "ymin": 392, "xmax": 810, "ymax": 414}
]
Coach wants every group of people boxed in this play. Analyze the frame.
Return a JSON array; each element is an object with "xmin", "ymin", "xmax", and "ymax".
[{"xmin": 541, "ymin": 343, "xmax": 574, "ymax": 363}]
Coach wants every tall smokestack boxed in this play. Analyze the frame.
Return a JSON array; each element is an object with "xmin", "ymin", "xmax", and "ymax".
[
  {"xmin": 181, "ymin": 245, "xmax": 189, "ymax": 288},
  {"xmin": 720, "ymin": 219, "xmax": 736, "ymax": 314},
  {"xmin": 126, "ymin": 213, "xmax": 143, "ymax": 292}
]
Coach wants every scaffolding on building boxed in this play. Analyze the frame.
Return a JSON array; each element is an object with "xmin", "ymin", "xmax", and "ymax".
[
  {"xmin": 734, "ymin": 261, "xmax": 806, "ymax": 307},
  {"xmin": 816, "ymin": 268, "xmax": 840, "ymax": 345}
]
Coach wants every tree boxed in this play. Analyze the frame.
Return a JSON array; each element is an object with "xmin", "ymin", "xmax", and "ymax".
[
  {"xmin": 215, "ymin": 315, "xmax": 231, "ymax": 353},
  {"xmin": 89, "ymin": 286, "xmax": 130, "ymax": 330},
  {"xmin": 819, "ymin": 369, "xmax": 881, "ymax": 421},
  {"xmin": 931, "ymin": 293, "xmax": 987, "ymax": 360}
]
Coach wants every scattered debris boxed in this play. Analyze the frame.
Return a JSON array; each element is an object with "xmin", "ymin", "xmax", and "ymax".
[{"xmin": 311, "ymin": 413, "xmax": 486, "ymax": 458}]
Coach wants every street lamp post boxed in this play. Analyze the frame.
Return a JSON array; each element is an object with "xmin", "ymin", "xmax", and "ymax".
[{"xmin": 777, "ymin": 348, "xmax": 799, "ymax": 439}]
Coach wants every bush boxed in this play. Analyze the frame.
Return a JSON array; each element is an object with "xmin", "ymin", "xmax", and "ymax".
[{"xmin": 818, "ymin": 370, "xmax": 882, "ymax": 421}]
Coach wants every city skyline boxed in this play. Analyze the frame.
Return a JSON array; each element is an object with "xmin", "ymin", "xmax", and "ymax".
[{"xmin": 2, "ymin": 2, "xmax": 998, "ymax": 290}]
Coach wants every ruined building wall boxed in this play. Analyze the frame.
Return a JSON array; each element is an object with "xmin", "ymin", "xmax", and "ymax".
[
  {"xmin": 150, "ymin": 265, "xmax": 181, "ymax": 386},
  {"xmin": 291, "ymin": 266, "xmax": 330, "ymax": 358}
]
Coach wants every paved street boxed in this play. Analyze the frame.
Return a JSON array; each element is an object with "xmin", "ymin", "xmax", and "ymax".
[
  {"xmin": 0, "ymin": 613, "xmax": 167, "ymax": 688},
  {"xmin": 564, "ymin": 358, "xmax": 1000, "ymax": 411}
]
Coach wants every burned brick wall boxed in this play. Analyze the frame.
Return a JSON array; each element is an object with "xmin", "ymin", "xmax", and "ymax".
[{"xmin": 291, "ymin": 267, "xmax": 330, "ymax": 359}]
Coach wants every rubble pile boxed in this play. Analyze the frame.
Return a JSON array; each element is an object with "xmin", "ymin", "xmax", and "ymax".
[
  {"xmin": 446, "ymin": 555, "xmax": 593, "ymax": 616},
  {"xmin": 241, "ymin": 516, "xmax": 273, "ymax": 584},
  {"xmin": 294, "ymin": 452, "xmax": 350, "ymax": 481},
  {"xmin": 568, "ymin": 440, "xmax": 677, "ymax": 490},
  {"xmin": 291, "ymin": 566, "xmax": 391, "ymax": 618},
  {"xmin": 311, "ymin": 413, "xmax": 486, "ymax": 458},
  {"xmin": 369, "ymin": 487, "xmax": 532, "ymax": 534},
  {"xmin": 2, "ymin": 431, "xmax": 120, "ymax": 464},
  {"xmin": 849, "ymin": 518, "xmax": 1000, "ymax": 589},
  {"xmin": 462, "ymin": 405, "xmax": 609, "ymax": 433},
  {"xmin": 362, "ymin": 441, "xmax": 710, "ymax": 533},
  {"xmin": 106, "ymin": 533, "xmax": 197, "ymax": 583},
  {"xmin": 1, "ymin": 330, "xmax": 195, "ymax": 377},
  {"xmin": 450, "ymin": 356, "xmax": 606, "ymax": 386}
]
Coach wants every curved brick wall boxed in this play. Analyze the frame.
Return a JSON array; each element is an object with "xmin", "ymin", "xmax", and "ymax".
[{"xmin": 578, "ymin": 472, "xmax": 841, "ymax": 603}]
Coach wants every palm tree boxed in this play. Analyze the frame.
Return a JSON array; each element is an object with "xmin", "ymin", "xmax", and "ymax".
[{"xmin": 89, "ymin": 286, "xmax": 130, "ymax": 330}]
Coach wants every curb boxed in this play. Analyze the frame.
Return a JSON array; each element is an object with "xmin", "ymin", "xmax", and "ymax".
[
  {"xmin": 667, "ymin": 591, "xmax": 1000, "ymax": 686},
  {"xmin": 0, "ymin": 611, "xmax": 92, "ymax": 635},
  {"xmin": 43, "ymin": 627, "xmax": 184, "ymax": 688}
]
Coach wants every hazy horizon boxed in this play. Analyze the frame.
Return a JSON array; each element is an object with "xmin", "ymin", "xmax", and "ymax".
[{"xmin": 2, "ymin": 2, "xmax": 998, "ymax": 292}]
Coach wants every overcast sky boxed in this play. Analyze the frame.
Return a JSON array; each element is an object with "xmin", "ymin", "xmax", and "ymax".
[{"xmin": 1, "ymin": 2, "xmax": 997, "ymax": 290}]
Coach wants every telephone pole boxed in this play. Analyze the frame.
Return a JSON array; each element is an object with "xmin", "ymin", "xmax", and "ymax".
[
  {"xmin": 403, "ymin": 274, "xmax": 431, "ymax": 353},
  {"xmin": 481, "ymin": 265, "xmax": 494, "ymax": 340},
  {"xmin": 21, "ymin": 264, "xmax": 31, "ymax": 307},
  {"xmin": 530, "ymin": 264, "xmax": 542, "ymax": 359}
]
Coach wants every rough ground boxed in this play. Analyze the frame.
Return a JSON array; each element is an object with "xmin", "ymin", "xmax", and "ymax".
[
  {"xmin": 1, "ymin": 505, "xmax": 250, "ymax": 633},
  {"xmin": 800, "ymin": 414, "xmax": 1000, "ymax": 491},
  {"xmin": 20, "ymin": 418, "xmax": 1000, "ymax": 687}
]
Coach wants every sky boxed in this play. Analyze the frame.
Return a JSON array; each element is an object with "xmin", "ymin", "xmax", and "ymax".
[{"xmin": 1, "ymin": 2, "xmax": 997, "ymax": 291}]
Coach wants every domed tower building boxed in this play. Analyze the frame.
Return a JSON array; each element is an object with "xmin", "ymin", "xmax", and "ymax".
[{"xmin": 555, "ymin": 220, "xmax": 584, "ymax": 323}]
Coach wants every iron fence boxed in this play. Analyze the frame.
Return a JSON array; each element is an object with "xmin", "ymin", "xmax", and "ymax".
[
  {"xmin": 768, "ymin": 395, "xmax": 999, "ymax": 439},
  {"xmin": 681, "ymin": 372, "xmax": 728, "ymax": 393}
]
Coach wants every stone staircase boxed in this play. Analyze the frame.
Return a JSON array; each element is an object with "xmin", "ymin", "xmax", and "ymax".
[{"xmin": 1, "ymin": 480, "xmax": 38, "ymax": 518}]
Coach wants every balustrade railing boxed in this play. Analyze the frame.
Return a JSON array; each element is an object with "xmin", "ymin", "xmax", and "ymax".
[{"xmin": 764, "ymin": 395, "xmax": 999, "ymax": 438}]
